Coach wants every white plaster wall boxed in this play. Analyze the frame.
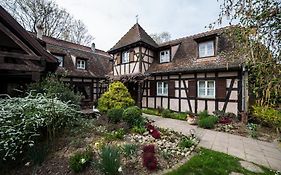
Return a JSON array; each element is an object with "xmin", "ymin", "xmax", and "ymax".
[
  {"xmin": 230, "ymin": 91, "xmax": 238, "ymax": 100},
  {"xmin": 162, "ymin": 98, "xmax": 168, "ymax": 109},
  {"xmin": 170, "ymin": 99, "xmax": 179, "ymax": 111},
  {"xmin": 197, "ymin": 100, "xmax": 205, "ymax": 112},
  {"xmin": 170, "ymin": 75, "xmax": 179, "ymax": 79},
  {"xmin": 207, "ymin": 101, "xmax": 216, "ymax": 114},
  {"xmin": 171, "ymin": 45, "xmax": 179, "ymax": 60},
  {"xmin": 132, "ymin": 63, "xmax": 139, "ymax": 73},
  {"xmin": 181, "ymin": 100, "xmax": 190, "ymax": 112},
  {"xmin": 226, "ymin": 102, "xmax": 238, "ymax": 115},
  {"xmin": 156, "ymin": 97, "xmax": 161, "ymax": 108},
  {"xmin": 197, "ymin": 73, "xmax": 205, "ymax": 78},
  {"xmin": 227, "ymin": 79, "xmax": 238, "ymax": 88},
  {"xmin": 190, "ymin": 100, "xmax": 195, "ymax": 113},
  {"xmin": 120, "ymin": 65, "xmax": 124, "ymax": 75},
  {"xmin": 182, "ymin": 74, "xmax": 194, "ymax": 79},
  {"xmin": 218, "ymin": 72, "xmax": 238, "ymax": 77},
  {"xmin": 175, "ymin": 90, "xmax": 180, "ymax": 98},
  {"xmin": 142, "ymin": 97, "xmax": 147, "ymax": 107},
  {"xmin": 148, "ymin": 97, "xmax": 154, "ymax": 108},
  {"xmin": 207, "ymin": 73, "xmax": 216, "ymax": 77},
  {"xmin": 175, "ymin": 80, "xmax": 180, "ymax": 88},
  {"xmin": 218, "ymin": 102, "xmax": 224, "ymax": 111},
  {"xmin": 181, "ymin": 90, "xmax": 187, "ymax": 98}
]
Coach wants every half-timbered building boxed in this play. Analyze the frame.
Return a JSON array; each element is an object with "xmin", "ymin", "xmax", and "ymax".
[
  {"xmin": 0, "ymin": 6, "xmax": 58, "ymax": 96},
  {"xmin": 109, "ymin": 23, "xmax": 248, "ymax": 115}
]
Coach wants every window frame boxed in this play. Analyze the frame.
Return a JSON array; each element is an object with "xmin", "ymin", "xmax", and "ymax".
[
  {"xmin": 53, "ymin": 54, "xmax": 64, "ymax": 67},
  {"xmin": 121, "ymin": 51, "xmax": 129, "ymax": 64},
  {"xmin": 76, "ymin": 59, "xmax": 86, "ymax": 70},
  {"xmin": 157, "ymin": 81, "xmax": 168, "ymax": 96},
  {"xmin": 159, "ymin": 49, "xmax": 170, "ymax": 63},
  {"xmin": 198, "ymin": 40, "xmax": 215, "ymax": 58},
  {"xmin": 197, "ymin": 80, "xmax": 215, "ymax": 98}
]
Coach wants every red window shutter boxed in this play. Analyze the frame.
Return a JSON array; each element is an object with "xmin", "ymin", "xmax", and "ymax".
[
  {"xmin": 168, "ymin": 80, "xmax": 175, "ymax": 97},
  {"xmin": 188, "ymin": 80, "xmax": 196, "ymax": 97},
  {"xmin": 150, "ymin": 81, "xmax": 156, "ymax": 96},
  {"xmin": 129, "ymin": 50, "xmax": 134, "ymax": 62},
  {"xmin": 216, "ymin": 79, "xmax": 226, "ymax": 99}
]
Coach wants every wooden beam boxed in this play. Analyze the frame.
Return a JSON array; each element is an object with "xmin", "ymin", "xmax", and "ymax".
[
  {"xmin": 0, "ymin": 22, "xmax": 35, "ymax": 55},
  {"xmin": 0, "ymin": 51, "xmax": 41, "ymax": 61}
]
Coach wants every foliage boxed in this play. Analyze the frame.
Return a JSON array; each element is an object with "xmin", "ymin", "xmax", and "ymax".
[
  {"xmin": 161, "ymin": 109, "xmax": 173, "ymax": 118},
  {"xmin": 131, "ymin": 125, "xmax": 147, "ymax": 134},
  {"xmin": 98, "ymin": 81, "xmax": 135, "ymax": 113},
  {"xmin": 172, "ymin": 113, "xmax": 188, "ymax": 120},
  {"xmin": 1, "ymin": 0, "xmax": 93, "ymax": 45},
  {"xmin": 212, "ymin": 0, "xmax": 281, "ymax": 107},
  {"xmin": 0, "ymin": 93, "xmax": 79, "ymax": 161},
  {"xmin": 142, "ymin": 144, "xmax": 158, "ymax": 171},
  {"xmin": 29, "ymin": 74, "xmax": 81, "ymax": 106},
  {"xmin": 150, "ymin": 32, "xmax": 171, "ymax": 44},
  {"xmin": 121, "ymin": 144, "xmax": 138, "ymax": 158},
  {"xmin": 107, "ymin": 108, "xmax": 124, "ymax": 124},
  {"xmin": 247, "ymin": 123, "xmax": 258, "ymax": 138},
  {"xmin": 122, "ymin": 106, "xmax": 144, "ymax": 127},
  {"xmin": 105, "ymin": 128, "xmax": 125, "ymax": 140},
  {"xmin": 142, "ymin": 108, "xmax": 160, "ymax": 116},
  {"xmin": 252, "ymin": 105, "xmax": 281, "ymax": 128},
  {"xmin": 178, "ymin": 137, "xmax": 194, "ymax": 149},
  {"xmin": 198, "ymin": 110, "xmax": 209, "ymax": 120},
  {"xmin": 165, "ymin": 148, "xmax": 275, "ymax": 175},
  {"xmin": 99, "ymin": 146, "xmax": 121, "ymax": 175},
  {"xmin": 69, "ymin": 149, "xmax": 93, "ymax": 173},
  {"xmin": 198, "ymin": 116, "xmax": 218, "ymax": 129},
  {"xmin": 27, "ymin": 143, "xmax": 49, "ymax": 166}
]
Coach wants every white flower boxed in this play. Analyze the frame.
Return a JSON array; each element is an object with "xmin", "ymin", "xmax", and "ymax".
[
  {"xmin": 80, "ymin": 158, "xmax": 86, "ymax": 164},
  {"xmin": 118, "ymin": 166, "xmax": 122, "ymax": 172}
]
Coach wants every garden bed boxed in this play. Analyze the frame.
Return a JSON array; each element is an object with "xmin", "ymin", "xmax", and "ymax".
[{"xmin": 8, "ymin": 115, "xmax": 199, "ymax": 175}]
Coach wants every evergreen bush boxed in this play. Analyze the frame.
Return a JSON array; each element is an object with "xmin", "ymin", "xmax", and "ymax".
[
  {"xmin": 122, "ymin": 106, "xmax": 143, "ymax": 127},
  {"xmin": 98, "ymin": 81, "xmax": 134, "ymax": 113},
  {"xmin": 107, "ymin": 108, "xmax": 124, "ymax": 123}
]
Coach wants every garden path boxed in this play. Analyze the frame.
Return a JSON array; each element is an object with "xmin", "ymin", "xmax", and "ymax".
[{"xmin": 143, "ymin": 114, "xmax": 281, "ymax": 171}]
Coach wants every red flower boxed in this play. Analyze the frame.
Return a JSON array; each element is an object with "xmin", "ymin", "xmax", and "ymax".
[{"xmin": 142, "ymin": 145, "xmax": 158, "ymax": 171}]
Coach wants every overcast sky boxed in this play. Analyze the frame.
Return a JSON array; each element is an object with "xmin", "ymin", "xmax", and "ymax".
[{"xmin": 55, "ymin": 0, "xmax": 229, "ymax": 51}]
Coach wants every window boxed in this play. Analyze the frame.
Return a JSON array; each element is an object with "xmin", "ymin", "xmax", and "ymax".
[
  {"xmin": 157, "ymin": 82, "xmax": 168, "ymax": 96},
  {"xmin": 53, "ymin": 54, "xmax": 64, "ymax": 67},
  {"xmin": 77, "ymin": 59, "xmax": 86, "ymax": 69},
  {"xmin": 160, "ymin": 50, "xmax": 170, "ymax": 63},
  {"xmin": 122, "ymin": 51, "xmax": 129, "ymax": 63},
  {"xmin": 198, "ymin": 41, "xmax": 214, "ymax": 58},
  {"xmin": 198, "ymin": 80, "xmax": 215, "ymax": 98}
]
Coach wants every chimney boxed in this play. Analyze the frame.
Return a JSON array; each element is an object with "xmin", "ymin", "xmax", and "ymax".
[
  {"xmin": 91, "ymin": 42, "xmax": 95, "ymax": 53},
  {"xmin": 36, "ymin": 24, "xmax": 43, "ymax": 40}
]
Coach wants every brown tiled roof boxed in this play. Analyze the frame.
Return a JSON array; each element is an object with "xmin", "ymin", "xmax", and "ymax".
[
  {"xmin": 146, "ymin": 26, "xmax": 243, "ymax": 74},
  {"xmin": 42, "ymin": 36, "xmax": 112, "ymax": 78},
  {"xmin": 108, "ymin": 23, "xmax": 158, "ymax": 53}
]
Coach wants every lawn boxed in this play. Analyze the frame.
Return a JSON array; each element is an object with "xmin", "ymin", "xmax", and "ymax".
[{"xmin": 166, "ymin": 148, "xmax": 276, "ymax": 175}]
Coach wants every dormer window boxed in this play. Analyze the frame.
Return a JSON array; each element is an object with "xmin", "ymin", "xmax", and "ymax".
[
  {"xmin": 53, "ymin": 54, "xmax": 64, "ymax": 67},
  {"xmin": 77, "ymin": 59, "xmax": 86, "ymax": 69},
  {"xmin": 199, "ymin": 40, "xmax": 214, "ymax": 58},
  {"xmin": 160, "ymin": 50, "xmax": 170, "ymax": 63},
  {"xmin": 122, "ymin": 51, "xmax": 129, "ymax": 63}
]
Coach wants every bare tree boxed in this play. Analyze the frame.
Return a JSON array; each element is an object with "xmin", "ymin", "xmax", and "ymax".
[
  {"xmin": 150, "ymin": 32, "xmax": 171, "ymax": 44},
  {"xmin": 1, "ymin": 0, "xmax": 93, "ymax": 46}
]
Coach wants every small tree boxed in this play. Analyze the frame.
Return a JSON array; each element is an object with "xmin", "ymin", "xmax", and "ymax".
[{"xmin": 97, "ymin": 81, "xmax": 135, "ymax": 113}]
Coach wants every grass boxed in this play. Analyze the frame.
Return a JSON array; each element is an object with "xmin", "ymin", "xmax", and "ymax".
[
  {"xmin": 142, "ymin": 108, "xmax": 160, "ymax": 116},
  {"xmin": 142, "ymin": 108, "xmax": 187, "ymax": 121},
  {"xmin": 166, "ymin": 148, "xmax": 276, "ymax": 175}
]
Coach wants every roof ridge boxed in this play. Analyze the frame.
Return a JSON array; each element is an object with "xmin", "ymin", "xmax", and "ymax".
[{"xmin": 159, "ymin": 25, "xmax": 233, "ymax": 46}]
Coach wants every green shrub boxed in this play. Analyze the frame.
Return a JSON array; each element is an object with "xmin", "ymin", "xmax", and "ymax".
[
  {"xmin": 99, "ymin": 146, "xmax": 121, "ymax": 175},
  {"xmin": 198, "ymin": 110, "xmax": 209, "ymax": 120},
  {"xmin": 142, "ymin": 108, "xmax": 160, "ymax": 116},
  {"xmin": 161, "ymin": 109, "xmax": 173, "ymax": 118},
  {"xmin": 121, "ymin": 144, "xmax": 138, "ymax": 157},
  {"xmin": 27, "ymin": 143, "xmax": 49, "ymax": 165},
  {"xmin": 179, "ymin": 137, "xmax": 194, "ymax": 148},
  {"xmin": 131, "ymin": 125, "xmax": 147, "ymax": 134},
  {"xmin": 252, "ymin": 105, "xmax": 281, "ymax": 128},
  {"xmin": 172, "ymin": 113, "xmax": 188, "ymax": 120},
  {"xmin": 69, "ymin": 149, "xmax": 93, "ymax": 173},
  {"xmin": 198, "ymin": 116, "xmax": 218, "ymax": 129},
  {"xmin": 29, "ymin": 74, "xmax": 81, "ymax": 106},
  {"xmin": 107, "ymin": 108, "xmax": 124, "ymax": 123},
  {"xmin": 98, "ymin": 81, "xmax": 135, "ymax": 113},
  {"xmin": 105, "ymin": 128, "xmax": 125, "ymax": 140},
  {"xmin": 123, "ymin": 106, "xmax": 144, "ymax": 127},
  {"xmin": 247, "ymin": 123, "xmax": 258, "ymax": 138},
  {"xmin": 0, "ymin": 93, "xmax": 79, "ymax": 161}
]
